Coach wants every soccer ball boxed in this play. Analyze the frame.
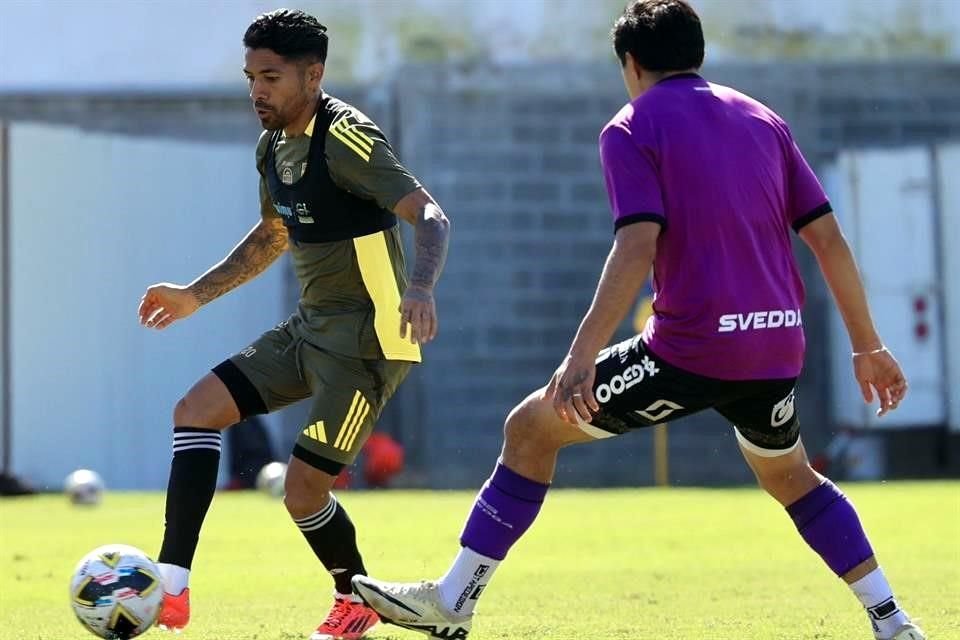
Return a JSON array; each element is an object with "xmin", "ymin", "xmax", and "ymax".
[
  {"xmin": 65, "ymin": 469, "xmax": 105, "ymax": 506},
  {"xmin": 255, "ymin": 461, "xmax": 287, "ymax": 497},
  {"xmin": 69, "ymin": 544, "xmax": 163, "ymax": 639}
]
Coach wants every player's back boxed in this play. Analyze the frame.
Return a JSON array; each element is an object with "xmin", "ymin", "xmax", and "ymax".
[{"xmin": 601, "ymin": 74, "xmax": 830, "ymax": 380}]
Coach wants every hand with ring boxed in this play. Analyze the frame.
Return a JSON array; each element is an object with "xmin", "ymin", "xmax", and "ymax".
[{"xmin": 546, "ymin": 353, "xmax": 600, "ymax": 425}]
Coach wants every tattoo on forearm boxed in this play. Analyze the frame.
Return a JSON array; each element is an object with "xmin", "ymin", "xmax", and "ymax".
[
  {"xmin": 189, "ymin": 221, "xmax": 288, "ymax": 305},
  {"xmin": 410, "ymin": 205, "xmax": 449, "ymax": 290}
]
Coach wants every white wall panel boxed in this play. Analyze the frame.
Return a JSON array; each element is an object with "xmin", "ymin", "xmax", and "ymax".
[
  {"xmin": 826, "ymin": 148, "xmax": 945, "ymax": 428},
  {"xmin": 9, "ymin": 123, "xmax": 285, "ymax": 489},
  {"xmin": 937, "ymin": 144, "xmax": 960, "ymax": 432}
]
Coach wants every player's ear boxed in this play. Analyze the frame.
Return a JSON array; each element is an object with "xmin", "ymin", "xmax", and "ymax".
[
  {"xmin": 307, "ymin": 62, "xmax": 324, "ymax": 90},
  {"xmin": 624, "ymin": 53, "xmax": 642, "ymax": 83}
]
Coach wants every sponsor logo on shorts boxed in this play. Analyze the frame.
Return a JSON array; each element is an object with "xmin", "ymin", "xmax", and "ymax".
[
  {"xmin": 717, "ymin": 309, "xmax": 802, "ymax": 333},
  {"xmin": 770, "ymin": 390, "xmax": 796, "ymax": 427},
  {"xmin": 454, "ymin": 564, "xmax": 491, "ymax": 612},
  {"xmin": 636, "ymin": 399, "xmax": 684, "ymax": 422},
  {"xmin": 302, "ymin": 421, "xmax": 328, "ymax": 444},
  {"xmin": 595, "ymin": 355, "xmax": 659, "ymax": 404}
]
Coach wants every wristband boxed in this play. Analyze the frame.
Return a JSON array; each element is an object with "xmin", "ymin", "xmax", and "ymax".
[{"xmin": 852, "ymin": 346, "xmax": 887, "ymax": 357}]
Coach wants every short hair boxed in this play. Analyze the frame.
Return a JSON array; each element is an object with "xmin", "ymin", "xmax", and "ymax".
[
  {"xmin": 243, "ymin": 9, "xmax": 329, "ymax": 64},
  {"xmin": 612, "ymin": 0, "xmax": 704, "ymax": 71}
]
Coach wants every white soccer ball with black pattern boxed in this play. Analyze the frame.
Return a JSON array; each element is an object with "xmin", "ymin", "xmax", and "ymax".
[
  {"xmin": 64, "ymin": 469, "xmax": 105, "ymax": 506},
  {"xmin": 69, "ymin": 544, "xmax": 163, "ymax": 639},
  {"xmin": 256, "ymin": 461, "xmax": 287, "ymax": 497}
]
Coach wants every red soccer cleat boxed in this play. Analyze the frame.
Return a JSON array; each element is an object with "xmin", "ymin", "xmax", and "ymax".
[
  {"xmin": 310, "ymin": 593, "xmax": 379, "ymax": 640},
  {"xmin": 157, "ymin": 587, "xmax": 190, "ymax": 632}
]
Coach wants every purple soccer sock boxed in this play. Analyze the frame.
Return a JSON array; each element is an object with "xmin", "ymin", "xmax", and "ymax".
[
  {"xmin": 459, "ymin": 463, "xmax": 550, "ymax": 560},
  {"xmin": 786, "ymin": 480, "xmax": 875, "ymax": 577}
]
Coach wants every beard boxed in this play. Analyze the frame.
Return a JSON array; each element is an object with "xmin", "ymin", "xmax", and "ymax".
[{"xmin": 256, "ymin": 89, "xmax": 315, "ymax": 132}]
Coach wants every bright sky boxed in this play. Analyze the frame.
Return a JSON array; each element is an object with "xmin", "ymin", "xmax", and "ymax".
[{"xmin": 1, "ymin": 0, "xmax": 956, "ymax": 90}]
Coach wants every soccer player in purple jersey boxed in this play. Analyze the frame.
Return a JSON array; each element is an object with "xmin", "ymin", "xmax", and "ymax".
[{"xmin": 352, "ymin": 2, "xmax": 924, "ymax": 639}]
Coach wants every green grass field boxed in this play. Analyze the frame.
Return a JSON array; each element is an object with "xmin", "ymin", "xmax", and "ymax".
[{"xmin": 1, "ymin": 482, "xmax": 958, "ymax": 640}]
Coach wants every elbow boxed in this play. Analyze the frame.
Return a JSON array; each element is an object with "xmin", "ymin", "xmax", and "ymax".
[
  {"xmin": 806, "ymin": 227, "xmax": 847, "ymax": 260},
  {"xmin": 423, "ymin": 203, "xmax": 450, "ymax": 234}
]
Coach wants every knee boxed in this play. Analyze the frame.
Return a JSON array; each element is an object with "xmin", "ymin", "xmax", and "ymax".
[
  {"xmin": 173, "ymin": 393, "xmax": 226, "ymax": 429},
  {"xmin": 173, "ymin": 395, "xmax": 202, "ymax": 427},
  {"xmin": 503, "ymin": 400, "xmax": 554, "ymax": 457},
  {"xmin": 282, "ymin": 470, "xmax": 332, "ymax": 519},
  {"xmin": 755, "ymin": 462, "xmax": 822, "ymax": 506}
]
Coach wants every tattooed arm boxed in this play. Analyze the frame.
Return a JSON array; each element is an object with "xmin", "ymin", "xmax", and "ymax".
[
  {"xmin": 393, "ymin": 187, "xmax": 450, "ymax": 344},
  {"xmin": 188, "ymin": 216, "xmax": 288, "ymax": 304},
  {"xmin": 137, "ymin": 216, "xmax": 288, "ymax": 330}
]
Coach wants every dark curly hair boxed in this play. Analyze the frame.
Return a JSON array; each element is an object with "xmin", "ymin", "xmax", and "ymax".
[
  {"xmin": 243, "ymin": 9, "xmax": 329, "ymax": 64},
  {"xmin": 612, "ymin": 0, "xmax": 704, "ymax": 72}
]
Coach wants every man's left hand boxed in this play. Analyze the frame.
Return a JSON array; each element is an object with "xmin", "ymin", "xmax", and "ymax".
[
  {"xmin": 546, "ymin": 352, "xmax": 600, "ymax": 425},
  {"xmin": 399, "ymin": 285, "xmax": 437, "ymax": 344}
]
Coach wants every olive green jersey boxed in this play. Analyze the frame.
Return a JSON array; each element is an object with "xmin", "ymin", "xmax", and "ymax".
[{"xmin": 255, "ymin": 95, "xmax": 422, "ymax": 362}]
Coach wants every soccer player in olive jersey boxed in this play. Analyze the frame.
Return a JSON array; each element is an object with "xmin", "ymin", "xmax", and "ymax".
[
  {"xmin": 137, "ymin": 10, "xmax": 449, "ymax": 640},
  {"xmin": 352, "ymin": 2, "xmax": 925, "ymax": 640}
]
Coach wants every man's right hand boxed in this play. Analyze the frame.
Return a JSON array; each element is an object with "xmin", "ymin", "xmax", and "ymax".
[
  {"xmin": 853, "ymin": 348, "xmax": 908, "ymax": 417},
  {"xmin": 138, "ymin": 283, "xmax": 201, "ymax": 330}
]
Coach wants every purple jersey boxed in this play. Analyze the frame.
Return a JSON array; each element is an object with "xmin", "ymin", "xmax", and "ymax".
[{"xmin": 599, "ymin": 74, "xmax": 830, "ymax": 380}]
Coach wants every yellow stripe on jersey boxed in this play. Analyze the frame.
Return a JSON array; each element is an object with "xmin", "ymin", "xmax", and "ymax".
[
  {"xmin": 304, "ymin": 114, "xmax": 317, "ymax": 138},
  {"xmin": 330, "ymin": 114, "xmax": 373, "ymax": 162},
  {"xmin": 338, "ymin": 120, "xmax": 373, "ymax": 152},
  {"xmin": 333, "ymin": 392, "xmax": 364, "ymax": 450},
  {"xmin": 353, "ymin": 231, "xmax": 423, "ymax": 362}
]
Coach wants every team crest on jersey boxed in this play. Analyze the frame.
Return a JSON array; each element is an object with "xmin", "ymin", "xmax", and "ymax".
[{"xmin": 281, "ymin": 166, "xmax": 295, "ymax": 185}]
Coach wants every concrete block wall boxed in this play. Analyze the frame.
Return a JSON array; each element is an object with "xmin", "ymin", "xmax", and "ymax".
[
  {"xmin": 385, "ymin": 62, "xmax": 960, "ymax": 488},
  {"xmin": 2, "ymin": 61, "xmax": 957, "ymax": 488}
]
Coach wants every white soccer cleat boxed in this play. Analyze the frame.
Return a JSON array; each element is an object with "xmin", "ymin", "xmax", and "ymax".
[
  {"xmin": 887, "ymin": 623, "xmax": 926, "ymax": 640},
  {"xmin": 351, "ymin": 576, "xmax": 471, "ymax": 639}
]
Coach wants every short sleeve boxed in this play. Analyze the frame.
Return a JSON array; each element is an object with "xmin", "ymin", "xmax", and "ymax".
[
  {"xmin": 326, "ymin": 110, "xmax": 421, "ymax": 211},
  {"xmin": 599, "ymin": 123, "xmax": 666, "ymax": 232},
  {"xmin": 785, "ymin": 135, "xmax": 831, "ymax": 232},
  {"xmin": 255, "ymin": 131, "xmax": 280, "ymax": 219}
]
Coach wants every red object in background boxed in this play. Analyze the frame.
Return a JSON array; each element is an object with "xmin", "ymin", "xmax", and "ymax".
[
  {"xmin": 333, "ymin": 467, "xmax": 352, "ymax": 489},
  {"xmin": 914, "ymin": 297, "xmax": 927, "ymax": 313},
  {"xmin": 915, "ymin": 322, "xmax": 929, "ymax": 339},
  {"xmin": 363, "ymin": 433, "xmax": 405, "ymax": 487},
  {"xmin": 331, "ymin": 433, "xmax": 405, "ymax": 490}
]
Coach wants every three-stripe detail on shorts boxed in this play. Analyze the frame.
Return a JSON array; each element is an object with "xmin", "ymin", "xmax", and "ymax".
[{"xmin": 332, "ymin": 391, "xmax": 371, "ymax": 453}]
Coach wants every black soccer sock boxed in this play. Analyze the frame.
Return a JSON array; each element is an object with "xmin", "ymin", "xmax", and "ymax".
[
  {"xmin": 293, "ymin": 494, "xmax": 366, "ymax": 595},
  {"xmin": 157, "ymin": 427, "xmax": 222, "ymax": 569}
]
